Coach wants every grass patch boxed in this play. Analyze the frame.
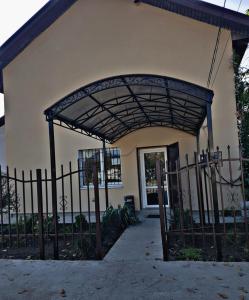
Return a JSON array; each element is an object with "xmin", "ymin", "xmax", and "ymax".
[{"xmin": 176, "ymin": 247, "xmax": 202, "ymax": 261}]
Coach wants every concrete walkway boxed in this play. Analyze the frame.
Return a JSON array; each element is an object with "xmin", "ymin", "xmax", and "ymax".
[
  {"xmin": 105, "ymin": 217, "xmax": 162, "ymax": 262},
  {"xmin": 0, "ymin": 217, "xmax": 249, "ymax": 299}
]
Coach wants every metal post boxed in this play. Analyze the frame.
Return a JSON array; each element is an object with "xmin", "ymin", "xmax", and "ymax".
[
  {"xmin": 156, "ymin": 159, "xmax": 168, "ymax": 261},
  {"xmin": 196, "ymin": 134, "xmax": 205, "ymax": 225},
  {"xmin": 36, "ymin": 169, "xmax": 45, "ymax": 260},
  {"xmin": 103, "ymin": 140, "xmax": 109, "ymax": 208},
  {"xmin": 48, "ymin": 121, "xmax": 59, "ymax": 260},
  {"xmin": 206, "ymin": 103, "xmax": 222, "ymax": 261},
  {"xmin": 93, "ymin": 161, "xmax": 102, "ymax": 260}
]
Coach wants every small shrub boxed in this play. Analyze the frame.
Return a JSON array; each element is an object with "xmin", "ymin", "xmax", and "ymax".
[
  {"xmin": 102, "ymin": 204, "xmax": 139, "ymax": 231},
  {"xmin": 17, "ymin": 214, "xmax": 60, "ymax": 234},
  {"xmin": 75, "ymin": 214, "xmax": 88, "ymax": 231},
  {"xmin": 0, "ymin": 176, "xmax": 20, "ymax": 214},
  {"xmin": 25, "ymin": 215, "xmax": 39, "ymax": 234},
  {"xmin": 224, "ymin": 228, "xmax": 243, "ymax": 246},
  {"xmin": 244, "ymin": 247, "xmax": 249, "ymax": 261},
  {"xmin": 102, "ymin": 206, "xmax": 123, "ymax": 231},
  {"xmin": 170, "ymin": 209, "xmax": 195, "ymax": 229},
  {"xmin": 177, "ymin": 247, "xmax": 202, "ymax": 261},
  {"xmin": 77, "ymin": 235, "xmax": 96, "ymax": 258},
  {"xmin": 123, "ymin": 202, "xmax": 140, "ymax": 225},
  {"xmin": 43, "ymin": 215, "xmax": 56, "ymax": 233}
]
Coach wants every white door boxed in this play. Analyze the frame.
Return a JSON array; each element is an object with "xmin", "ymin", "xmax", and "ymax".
[{"xmin": 139, "ymin": 147, "xmax": 169, "ymax": 208}]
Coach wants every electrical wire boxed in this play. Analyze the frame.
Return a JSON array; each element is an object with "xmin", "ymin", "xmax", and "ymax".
[
  {"xmin": 210, "ymin": 0, "xmax": 244, "ymax": 88},
  {"xmin": 206, "ymin": 0, "xmax": 227, "ymax": 87}
]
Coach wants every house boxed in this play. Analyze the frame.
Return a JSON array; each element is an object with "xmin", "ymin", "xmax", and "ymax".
[{"xmin": 0, "ymin": 0, "xmax": 248, "ymax": 214}]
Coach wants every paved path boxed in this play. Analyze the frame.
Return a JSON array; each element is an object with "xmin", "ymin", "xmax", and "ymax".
[
  {"xmin": 105, "ymin": 218, "xmax": 162, "ymax": 262},
  {"xmin": 0, "ymin": 217, "xmax": 249, "ymax": 299}
]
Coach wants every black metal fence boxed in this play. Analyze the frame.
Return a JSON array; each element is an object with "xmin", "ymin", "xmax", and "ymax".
[
  {"xmin": 0, "ymin": 160, "xmax": 105, "ymax": 260},
  {"xmin": 0, "ymin": 146, "xmax": 123, "ymax": 260},
  {"xmin": 156, "ymin": 146, "xmax": 249, "ymax": 262},
  {"xmin": 1, "ymin": 145, "xmax": 249, "ymax": 262}
]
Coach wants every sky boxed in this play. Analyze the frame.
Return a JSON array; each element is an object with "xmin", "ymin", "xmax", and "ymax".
[
  {"xmin": 0, "ymin": 0, "xmax": 48, "ymax": 117},
  {"xmin": 0, "ymin": 0, "xmax": 249, "ymax": 117}
]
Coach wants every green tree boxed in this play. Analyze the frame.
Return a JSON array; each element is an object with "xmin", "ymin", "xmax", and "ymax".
[{"xmin": 234, "ymin": 49, "xmax": 249, "ymax": 197}]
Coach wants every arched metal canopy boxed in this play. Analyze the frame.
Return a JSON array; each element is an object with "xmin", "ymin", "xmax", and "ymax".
[{"xmin": 44, "ymin": 74, "xmax": 214, "ymax": 143}]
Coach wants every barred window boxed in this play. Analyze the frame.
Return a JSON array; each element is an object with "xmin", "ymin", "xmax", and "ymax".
[{"xmin": 78, "ymin": 148, "xmax": 122, "ymax": 188}]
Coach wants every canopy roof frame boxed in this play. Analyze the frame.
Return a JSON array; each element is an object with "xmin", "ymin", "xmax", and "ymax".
[
  {"xmin": 44, "ymin": 74, "xmax": 214, "ymax": 143},
  {"xmin": 46, "ymin": 73, "xmax": 222, "ymax": 259}
]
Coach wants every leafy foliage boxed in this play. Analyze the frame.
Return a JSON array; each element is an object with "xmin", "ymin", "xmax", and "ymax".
[
  {"xmin": 102, "ymin": 204, "xmax": 139, "ymax": 231},
  {"xmin": 0, "ymin": 175, "xmax": 19, "ymax": 214},
  {"xmin": 170, "ymin": 209, "xmax": 195, "ymax": 229},
  {"xmin": 234, "ymin": 53, "xmax": 249, "ymax": 198},
  {"xmin": 177, "ymin": 247, "xmax": 202, "ymax": 261},
  {"xmin": 75, "ymin": 214, "xmax": 89, "ymax": 231},
  {"xmin": 77, "ymin": 235, "xmax": 96, "ymax": 258}
]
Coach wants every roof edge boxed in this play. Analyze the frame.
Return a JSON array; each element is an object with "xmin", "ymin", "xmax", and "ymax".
[
  {"xmin": 0, "ymin": 0, "xmax": 78, "ymax": 93},
  {"xmin": 142, "ymin": 0, "xmax": 249, "ymax": 33}
]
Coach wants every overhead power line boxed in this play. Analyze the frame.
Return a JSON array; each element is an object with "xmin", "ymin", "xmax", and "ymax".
[
  {"xmin": 206, "ymin": 0, "xmax": 227, "ymax": 88},
  {"xmin": 210, "ymin": 0, "xmax": 244, "ymax": 88}
]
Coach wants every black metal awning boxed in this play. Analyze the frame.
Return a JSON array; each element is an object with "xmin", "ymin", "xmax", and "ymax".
[{"xmin": 44, "ymin": 74, "xmax": 214, "ymax": 143}]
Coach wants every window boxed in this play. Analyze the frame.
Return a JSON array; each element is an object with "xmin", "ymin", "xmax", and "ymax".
[{"xmin": 78, "ymin": 147, "xmax": 122, "ymax": 188}]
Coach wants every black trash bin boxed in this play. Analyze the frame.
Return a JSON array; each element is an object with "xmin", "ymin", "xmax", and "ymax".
[{"xmin": 124, "ymin": 195, "xmax": 135, "ymax": 215}]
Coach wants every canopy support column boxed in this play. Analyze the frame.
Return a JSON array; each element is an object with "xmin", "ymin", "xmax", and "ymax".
[
  {"xmin": 48, "ymin": 120, "xmax": 59, "ymax": 260},
  {"xmin": 206, "ymin": 103, "xmax": 222, "ymax": 261},
  {"xmin": 196, "ymin": 133, "xmax": 205, "ymax": 225},
  {"xmin": 103, "ymin": 140, "xmax": 109, "ymax": 209}
]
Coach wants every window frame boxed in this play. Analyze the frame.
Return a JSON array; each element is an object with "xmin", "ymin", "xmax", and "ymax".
[{"xmin": 78, "ymin": 147, "xmax": 123, "ymax": 189}]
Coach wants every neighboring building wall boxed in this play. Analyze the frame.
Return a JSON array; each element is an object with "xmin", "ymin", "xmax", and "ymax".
[
  {"xmin": 0, "ymin": 125, "xmax": 5, "ymax": 168},
  {"xmin": 2, "ymin": 0, "xmax": 239, "ymax": 210}
]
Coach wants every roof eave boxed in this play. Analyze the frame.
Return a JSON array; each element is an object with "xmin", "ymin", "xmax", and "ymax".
[{"xmin": 0, "ymin": 0, "xmax": 78, "ymax": 93}]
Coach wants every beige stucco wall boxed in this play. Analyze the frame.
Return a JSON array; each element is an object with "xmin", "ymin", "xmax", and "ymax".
[{"xmin": 2, "ymin": 0, "xmax": 240, "ymax": 211}]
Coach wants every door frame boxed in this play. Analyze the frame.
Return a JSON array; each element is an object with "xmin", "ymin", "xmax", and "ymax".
[{"xmin": 137, "ymin": 146, "xmax": 169, "ymax": 209}]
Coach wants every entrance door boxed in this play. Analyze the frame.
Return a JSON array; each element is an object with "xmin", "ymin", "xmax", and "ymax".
[{"xmin": 139, "ymin": 147, "xmax": 169, "ymax": 208}]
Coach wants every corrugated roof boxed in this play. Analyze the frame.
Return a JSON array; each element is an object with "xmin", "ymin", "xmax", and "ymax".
[{"xmin": 44, "ymin": 74, "xmax": 214, "ymax": 142}]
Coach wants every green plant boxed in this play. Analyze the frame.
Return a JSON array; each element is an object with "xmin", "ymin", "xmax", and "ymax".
[
  {"xmin": 234, "ymin": 51, "xmax": 249, "ymax": 198},
  {"xmin": 224, "ymin": 227, "xmax": 244, "ymax": 246},
  {"xmin": 122, "ymin": 203, "xmax": 140, "ymax": 225},
  {"xmin": 77, "ymin": 235, "xmax": 96, "ymax": 258},
  {"xmin": 244, "ymin": 247, "xmax": 249, "ymax": 261},
  {"xmin": 0, "ymin": 175, "xmax": 20, "ymax": 214},
  {"xmin": 177, "ymin": 247, "xmax": 202, "ymax": 261},
  {"xmin": 75, "ymin": 214, "xmax": 88, "ymax": 231},
  {"xmin": 17, "ymin": 214, "xmax": 60, "ymax": 234},
  {"xmin": 102, "ymin": 204, "xmax": 139, "ymax": 231},
  {"xmin": 170, "ymin": 209, "xmax": 195, "ymax": 229},
  {"xmin": 25, "ymin": 215, "xmax": 39, "ymax": 234},
  {"xmin": 44, "ymin": 215, "xmax": 60, "ymax": 233}
]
